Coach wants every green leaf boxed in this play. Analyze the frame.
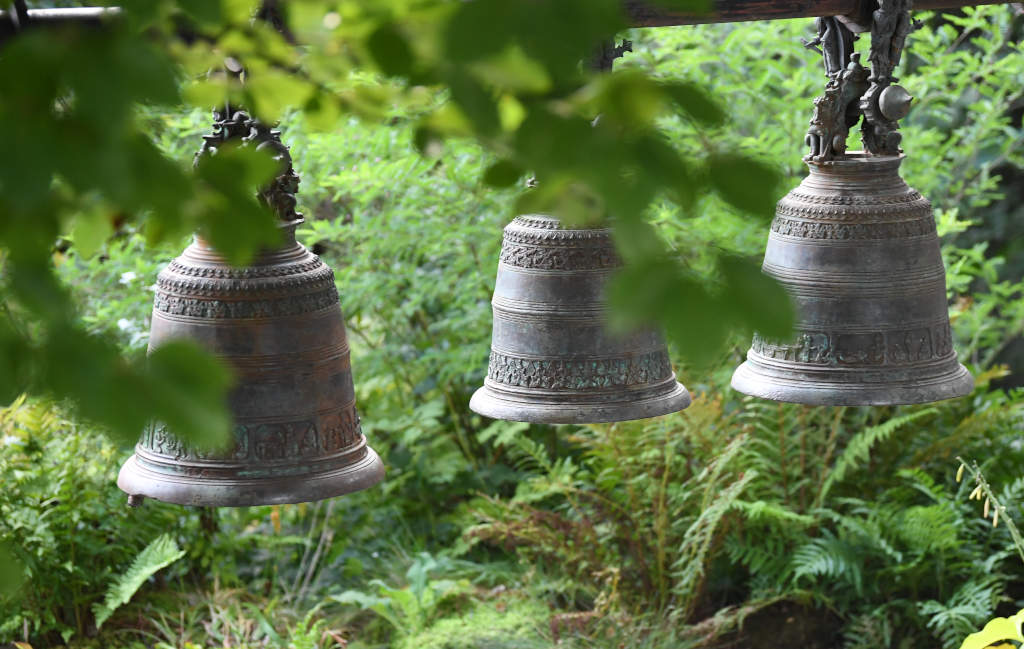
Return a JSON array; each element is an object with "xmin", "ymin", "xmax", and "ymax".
[
  {"xmin": 661, "ymin": 81, "xmax": 726, "ymax": 127},
  {"xmin": 93, "ymin": 534, "xmax": 186, "ymax": 629},
  {"xmin": 469, "ymin": 45, "xmax": 551, "ymax": 93},
  {"xmin": 368, "ymin": 23, "xmax": 415, "ymax": 78},
  {"xmin": 245, "ymin": 70, "xmax": 316, "ymax": 123},
  {"xmin": 146, "ymin": 341, "xmax": 234, "ymax": 453},
  {"xmin": 707, "ymin": 154, "xmax": 780, "ymax": 217},
  {"xmin": 0, "ymin": 321, "xmax": 32, "ymax": 406},
  {"xmin": 39, "ymin": 326, "xmax": 153, "ymax": 443},
  {"xmin": 719, "ymin": 255, "xmax": 794, "ymax": 339},
  {"xmin": 193, "ymin": 144, "xmax": 284, "ymax": 266},
  {"xmin": 177, "ymin": 0, "xmax": 225, "ymax": 25},
  {"xmin": 446, "ymin": 71, "xmax": 501, "ymax": 136},
  {"xmin": 0, "ymin": 541, "xmax": 26, "ymax": 600},
  {"xmin": 594, "ymin": 71, "xmax": 667, "ymax": 131},
  {"xmin": 607, "ymin": 258, "xmax": 729, "ymax": 367},
  {"xmin": 69, "ymin": 208, "xmax": 114, "ymax": 259},
  {"xmin": 483, "ymin": 160, "xmax": 525, "ymax": 188}
]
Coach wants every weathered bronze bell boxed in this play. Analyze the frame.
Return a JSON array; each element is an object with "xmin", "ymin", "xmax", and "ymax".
[
  {"xmin": 117, "ymin": 109, "xmax": 384, "ymax": 506},
  {"xmin": 731, "ymin": 153, "xmax": 973, "ymax": 405},
  {"xmin": 470, "ymin": 215, "xmax": 691, "ymax": 423}
]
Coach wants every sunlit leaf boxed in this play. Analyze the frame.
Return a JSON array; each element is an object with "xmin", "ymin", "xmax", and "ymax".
[
  {"xmin": 69, "ymin": 208, "xmax": 114, "ymax": 259},
  {"xmin": 469, "ymin": 45, "xmax": 551, "ymax": 93},
  {"xmin": 593, "ymin": 71, "xmax": 667, "ymax": 131}
]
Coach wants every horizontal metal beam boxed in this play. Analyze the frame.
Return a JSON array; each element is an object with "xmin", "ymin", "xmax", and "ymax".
[
  {"xmin": 0, "ymin": 7, "xmax": 118, "ymax": 42},
  {"xmin": 627, "ymin": 0, "xmax": 1011, "ymax": 26},
  {"xmin": 0, "ymin": 1, "xmax": 1013, "ymax": 42}
]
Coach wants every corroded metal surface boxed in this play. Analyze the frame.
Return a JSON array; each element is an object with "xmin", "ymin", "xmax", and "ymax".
[
  {"xmin": 117, "ymin": 224, "xmax": 384, "ymax": 506},
  {"xmin": 470, "ymin": 215, "xmax": 690, "ymax": 423},
  {"xmin": 117, "ymin": 109, "xmax": 383, "ymax": 506},
  {"xmin": 731, "ymin": 154, "xmax": 973, "ymax": 405}
]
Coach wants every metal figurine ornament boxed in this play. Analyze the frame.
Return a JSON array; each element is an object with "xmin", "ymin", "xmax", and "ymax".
[
  {"xmin": 470, "ymin": 43, "xmax": 691, "ymax": 424},
  {"xmin": 732, "ymin": 4, "xmax": 973, "ymax": 405},
  {"xmin": 117, "ymin": 107, "xmax": 385, "ymax": 506}
]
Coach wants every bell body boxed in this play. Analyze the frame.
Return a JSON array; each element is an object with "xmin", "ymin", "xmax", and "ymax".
[
  {"xmin": 470, "ymin": 215, "xmax": 690, "ymax": 423},
  {"xmin": 732, "ymin": 153, "xmax": 972, "ymax": 405},
  {"xmin": 117, "ymin": 223, "xmax": 384, "ymax": 506}
]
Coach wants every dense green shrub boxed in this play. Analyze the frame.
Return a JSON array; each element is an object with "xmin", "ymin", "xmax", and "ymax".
[
  {"xmin": 2, "ymin": 5, "xmax": 1022, "ymax": 648},
  {"xmin": 0, "ymin": 398, "xmax": 190, "ymax": 643}
]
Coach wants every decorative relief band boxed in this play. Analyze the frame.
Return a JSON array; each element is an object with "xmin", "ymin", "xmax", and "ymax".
[
  {"xmin": 785, "ymin": 190, "xmax": 924, "ymax": 206},
  {"xmin": 156, "ymin": 265, "xmax": 336, "ymax": 298},
  {"xmin": 777, "ymin": 192, "xmax": 930, "ymax": 223},
  {"xmin": 502, "ymin": 229, "xmax": 614, "ymax": 248},
  {"xmin": 751, "ymin": 323, "xmax": 954, "ymax": 367},
  {"xmin": 513, "ymin": 216, "xmax": 563, "ymax": 230},
  {"xmin": 498, "ymin": 241, "xmax": 620, "ymax": 271},
  {"xmin": 153, "ymin": 287, "xmax": 339, "ymax": 319},
  {"xmin": 140, "ymin": 407, "xmax": 362, "ymax": 463},
  {"xmin": 770, "ymin": 215, "xmax": 936, "ymax": 240},
  {"xmin": 167, "ymin": 257, "xmax": 324, "ymax": 279},
  {"xmin": 487, "ymin": 349, "xmax": 673, "ymax": 390}
]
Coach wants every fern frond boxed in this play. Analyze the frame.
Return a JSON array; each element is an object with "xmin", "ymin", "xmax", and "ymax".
[
  {"xmin": 818, "ymin": 408, "xmax": 938, "ymax": 505},
  {"xmin": 791, "ymin": 530, "xmax": 865, "ymax": 596},
  {"xmin": 93, "ymin": 533, "xmax": 186, "ymax": 629},
  {"xmin": 672, "ymin": 469, "xmax": 755, "ymax": 615},
  {"xmin": 920, "ymin": 574, "xmax": 1006, "ymax": 649}
]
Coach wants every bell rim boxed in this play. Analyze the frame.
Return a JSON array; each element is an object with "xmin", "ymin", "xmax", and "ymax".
[
  {"xmin": 730, "ymin": 359, "xmax": 974, "ymax": 406},
  {"xmin": 469, "ymin": 381, "xmax": 691, "ymax": 424},
  {"xmin": 116, "ymin": 445, "xmax": 385, "ymax": 507}
]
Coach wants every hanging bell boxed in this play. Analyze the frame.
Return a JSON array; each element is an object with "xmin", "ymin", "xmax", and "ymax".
[
  {"xmin": 117, "ymin": 109, "xmax": 384, "ymax": 506},
  {"xmin": 731, "ymin": 153, "xmax": 973, "ymax": 405},
  {"xmin": 470, "ymin": 215, "xmax": 691, "ymax": 423}
]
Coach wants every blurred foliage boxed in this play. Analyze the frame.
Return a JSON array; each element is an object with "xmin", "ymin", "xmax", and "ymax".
[
  {"xmin": 1, "ymin": 3, "xmax": 1023, "ymax": 649},
  {"xmin": 0, "ymin": 0, "xmax": 788, "ymax": 461}
]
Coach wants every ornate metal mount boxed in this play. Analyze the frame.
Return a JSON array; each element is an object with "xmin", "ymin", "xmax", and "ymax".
[
  {"xmin": 591, "ymin": 39, "xmax": 633, "ymax": 72},
  {"xmin": 803, "ymin": 1, "xmax": 917, "ymax": 161},
  {"xmin": 195, "ymin": 105, "xmax": 302, "ymax": 222}
]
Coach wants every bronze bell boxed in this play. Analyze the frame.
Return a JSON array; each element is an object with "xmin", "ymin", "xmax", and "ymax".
[
  {"xmin": 117, "ymin": 109, "xmax": 384, "ymax": 506},
  {"xmin": 731, "ymin": 153, "xmax": 973, "ymax": 405},
  {"xmin": 470, "ymin": 215, "xmax": 691, "ymax": 423}
]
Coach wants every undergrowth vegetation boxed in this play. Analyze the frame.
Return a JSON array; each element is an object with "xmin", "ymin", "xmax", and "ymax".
[{"xmin": 1, "ymin": 6, "xmax": 1023, "ymax": 648}]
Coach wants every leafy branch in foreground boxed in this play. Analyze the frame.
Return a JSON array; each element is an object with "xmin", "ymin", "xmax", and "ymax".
[{"xmin": 0, "ymin": 0, "xmax": 792, "ymax": 468}]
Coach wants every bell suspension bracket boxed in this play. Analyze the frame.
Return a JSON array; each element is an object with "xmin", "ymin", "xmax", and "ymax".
[{"xmin": 804, "ymin": 0, "xmax": 918, "ymax": 162}]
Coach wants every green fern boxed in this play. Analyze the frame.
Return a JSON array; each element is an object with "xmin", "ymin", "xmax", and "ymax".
[
  {"xmin": 818, "ymin": 408, "xmax": 938, "ymax": 506},
  {"xmin": 791, "ymin": 530, "xmax": 865, "ymax": 596},
  {"xmin": 92, "ymin": 533, "xmax": 185, "ymax": 629},
  {"xmin": 919, "ymin": 575, "xmax": 1006, "ymax": 649},
  {"xmin": 672, "ymin": 468, "xmax": 755, "ymax": 615}
]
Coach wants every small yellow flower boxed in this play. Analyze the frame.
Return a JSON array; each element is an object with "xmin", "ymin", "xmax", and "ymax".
[
  {"xmin": 970, "ymin": 486, "xmax": 983, "ymax": 500},
  {"xmin": 956, "ymin": 464, "xmax": 965, "ymax": 483},
  {"xmin": 984, "ymin": 498, "xmax": 990, "ymax": 518},
  {"xmin": 994, "ymin": 507, "xmax": 1000, "ymax": 528}
]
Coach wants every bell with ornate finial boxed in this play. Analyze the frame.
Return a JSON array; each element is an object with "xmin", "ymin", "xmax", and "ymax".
[
  {"xmin": 470, "ymin": 214, "xmax": 690, "ymax": 424},
  {"xmin": 117, "ymin": 109, "xmax": 384, "ymax": 506},
  {"xmin": 731, "ymin": 7, "xmax": 971, "ymax": 406}
]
